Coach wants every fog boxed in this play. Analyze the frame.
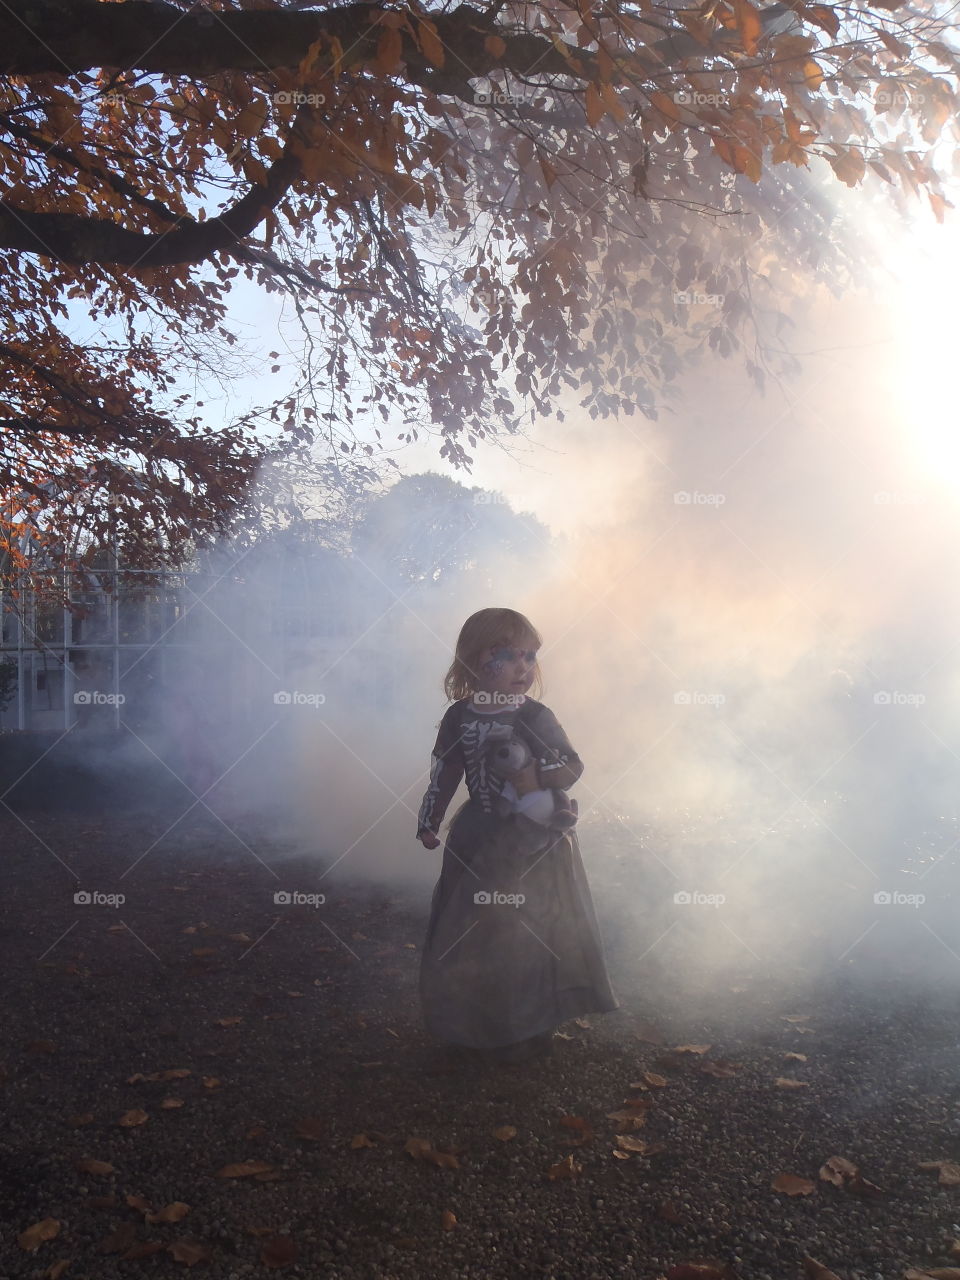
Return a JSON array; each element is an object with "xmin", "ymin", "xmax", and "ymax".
[{"xmin": 36, "ymin": 204, "xmax": 959, "ymax": 1007}]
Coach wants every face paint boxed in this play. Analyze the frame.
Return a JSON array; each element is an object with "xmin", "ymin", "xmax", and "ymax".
[{"xmin": 481, "ymin": 644, "xmax": 537, "ymax": 677}]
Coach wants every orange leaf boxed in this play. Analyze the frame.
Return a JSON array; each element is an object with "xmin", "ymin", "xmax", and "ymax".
[
  {"xmin": 417, "ymin": 19, "xmax": 445, "ymax": 69},
  {"xmin": 585, "ymin": 83, "xmax": 604, "ymax": 126},
  {"xmin": 374, "ymin": 27, "xmax": 404, "ymax": 76},
  {"xmin": 733, "ymin": 0, "xmax": 762, "ymax": 55},
  {"xmin": 484, "ymin": 34, "xmax": 507, "ymax": 58}
]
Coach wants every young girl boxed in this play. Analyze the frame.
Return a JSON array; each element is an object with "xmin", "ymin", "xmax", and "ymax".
[{"xmin": 416, "ymin": 607, "xmax": 619, "ymax": 1065}]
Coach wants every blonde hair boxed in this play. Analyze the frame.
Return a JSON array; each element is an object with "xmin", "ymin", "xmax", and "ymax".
[{"xmin": 443, "ymin": 608, "xmax": 544, "ymax": 702}]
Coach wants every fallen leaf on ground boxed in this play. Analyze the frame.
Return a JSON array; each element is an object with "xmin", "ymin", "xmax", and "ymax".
[
  {"xmin": 616, "ymin": 1134, "xmax": 654, "ymax": 1153},
  {"xmin": 559, "ymin": 1115, "xmax": 593, "ymax": 1144},
  {"xmin": 673, "ymin": 1044, "xmax": 712, "ymax": 1054},
  {"xmin": 294, "ymin": 1116, "xmax": 325, "ymax": 1141},
  {"xmin": 216, "ymin": 1161, "xmax": 275, "ymax": 1178},
  {"xmin": 118, "ymin": 1109, "xmax": 149, "ymax": 1127},
  {"xmin": 18, "ymin": 1219, "xmax": 60, "ymax": 1251},
  {"xmin": 820, "ymin": 1156, "xmax": 858, "ymax": 1186},
  {"xmin": 606, "ymin": 1109, "xmax": 648, "ymax": 1129},
  {"xmin": 771, "ymin": 1172, "xmax": 816, "ymax": 1195},
  {"xmin": 547, "ymin": 1153, "xmax": 581, "ymax": 1180},
  {"xmin": 146, "ymin": 1203, "xmax": 190, "ymax": 1224},
  {"xmin": 404, "ymin": 1137, "xmax": 459, "ymax": 1169},
  {"xmin": 74, "ymin": 1158, "xmax": 115, "ymax": 1176},
  {"xmin": 637, "ymin": 1071, "xmax": 668, "ymax": 1087},
  {"xmin": 775, "ymin": 1078, "xmax": 809, "ymax": 1089},
  {"xmin": 202, "ymin": 1077, "xmax": 221, "ymax": 1089},
  {"xmin": 44, "ymin": 1260, "xmax": 72, "ymax": 1278},
  {"xmin": 699, "ymin": 1059, "xmax": 741, "ymax": 1078},
  {"xmin": 493, "ymin": 1126, "xmax": 517, "ymax": 1141},
  {"xmin": 214, "ymin": 1017, "xmax": 243, "ymax": 1027},
  {"xmin": 161, "ymin": 1097, "xmax": 184, "ymax": 1109},
  {"xmin": 634, "ymin": 1023, "xmax": 666, "ymax": 1045},
  {"xmin": 126, "ymin": 1194, "xmax": 152, "ymax": 1212},
  {"xmin": 784, "ymin": 1052, "xmax": 808, "ymax": 1062},
  {"xmin": 918, "ymin": 1161, "xmax": 960, "ymax": 1186},
  {"xmin": 167, "ymin": 1238, "xmax": 213, "ymax": 1265},
  {"xmin": 781, "ymin": 1014, "xmax": 811, "ymax": 1022},
  {"xmin": 351, "ymin": 1133, "xmax": 376, "ymax": 1149},
  {"xmin": 802, "ymin": 1257, "xmax": 842, "ymax": 1279},
  {"xmin": 441, "ymin": 1210, "xmax": 456, "ymax": 1230}
]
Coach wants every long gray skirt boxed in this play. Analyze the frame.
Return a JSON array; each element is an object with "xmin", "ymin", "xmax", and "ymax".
[{"xmin": 419, "ymin": 798, "xmax": 620, "ymax": 1049}]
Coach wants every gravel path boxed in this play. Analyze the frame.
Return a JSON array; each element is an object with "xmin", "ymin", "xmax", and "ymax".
[{"xmin": 1, "ymin": 809, "xmax": 958, "ymax": 1280}]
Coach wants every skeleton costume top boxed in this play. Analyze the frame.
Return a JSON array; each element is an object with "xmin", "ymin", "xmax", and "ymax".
[
  {"xmin": 416, "ymin": 695, "xmax": 619, "ymax": 1052},
  {"xmin": 416, "ymin": 696, "xmax": 582, "ymax": 836}
]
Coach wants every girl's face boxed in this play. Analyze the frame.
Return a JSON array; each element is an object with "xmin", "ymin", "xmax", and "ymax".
[{"xmin": 474, "ymin": 639, "xmax": 538, "ymax": 701}]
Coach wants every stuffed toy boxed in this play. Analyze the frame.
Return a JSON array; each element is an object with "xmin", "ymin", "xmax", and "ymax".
[{"xmin": 484, "ymin": 735, "xmax": 578, "ymax": 830}]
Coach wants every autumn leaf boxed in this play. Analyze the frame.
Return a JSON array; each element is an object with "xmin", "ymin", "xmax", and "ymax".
[
  {"xmin": 484, "ymin": 35, "xmax": 507, "ymax": 58},
  {"xmin": 216, "ymin": 1161, "xmax": 275, "ymax": 1178},
  {"xmin": 441, "ymin": 1209, "xmax": 457, "ymax": 1230},
  {"xmin": 404, "ymin": 1137, "xmax": 459, "ymax": 1169},
  {"xmin": 585, "ymin": 83, "xmax": 604, "ymax": 127},
  {"xmin": 733, "ymin": 0, "xmax": 762, "ymax": 55},
  {"xmin": 117, "ymin": 1108, "xmax": 149, "ymax": 1126},
  {"xmin": 547, "ymin": 1153, "xmax": 582, "ymax": 1180},
  {"xmin": 559, "ymin": 1115, "xmax": 594, "ymax": 1144},
  {"xmin": 828, "ymin": 146, "xmax": 867, "ymax": 186},
  {"xmin": 775, "ymin": 1077, "xmax": 809, "ymax": 1089},
  {"xmin": 493, "ymin": 1126, "xmax": 517, "ymax": 1141},
  {"xmin": 374, "ymin": 27, "xmax": 404, "ymax": 76},
  {"xmin": 167, "ymin": 1239, "xmax": 213, "ymax": 1265},
  {"xmin": 74, "ymin": 1158, "xmax": 115, "ymax": 1176},
  {"xmin": 918, "ymin": 1160, "xmax": 960, "ymax": 1185},
  {"xmin": 146, "ymin": 1202, "xmax": 191, "ymax": 1224},
  {"xmin": 417, "ymin": 19, "xmax": 445, "ymax": 69},
  {"xmin": 18, "ymin": 1218, "xmax": 60, "ymax": 1251},
  {"xmin": 802, "ymin": 1257, "xmax": 842, "ymax": 1280},
  {"xmin": 771, "ymin": 1172, "xmax": 816, "ymax": 1195}
]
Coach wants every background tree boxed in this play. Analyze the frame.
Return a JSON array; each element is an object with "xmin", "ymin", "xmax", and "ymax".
[{"xmin": 1, "ymin": 0, "xmax": 957, "ymax": 604}]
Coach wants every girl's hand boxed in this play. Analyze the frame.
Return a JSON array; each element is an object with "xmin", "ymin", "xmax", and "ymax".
[{"xmin": 418, "ymin": 829, "xmax": 441, "ymax": 849}]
